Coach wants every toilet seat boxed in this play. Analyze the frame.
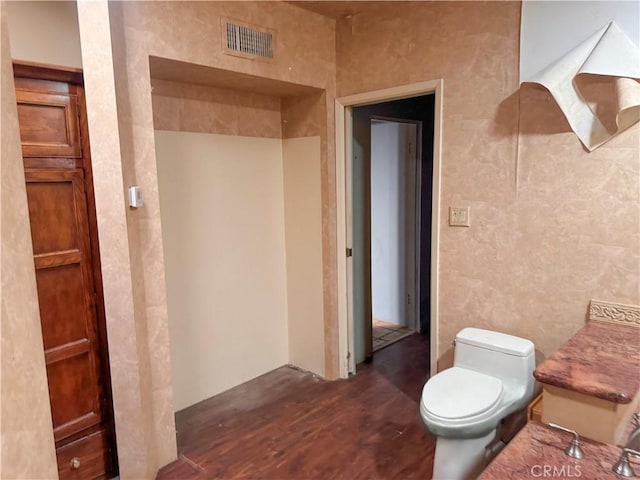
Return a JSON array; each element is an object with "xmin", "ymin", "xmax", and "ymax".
[{"xmin": 421, "ymin": 367, "xmax": 503, "ymax": 422}]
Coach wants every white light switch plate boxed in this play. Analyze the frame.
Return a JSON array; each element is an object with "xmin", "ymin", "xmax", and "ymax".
[
  {"xmin": 128, "ymin": 186, "xmax": 143, "ymax": 208},
  {"xmin": 449, "ymin": 206, "xmax": 470, "ymax": 227}
]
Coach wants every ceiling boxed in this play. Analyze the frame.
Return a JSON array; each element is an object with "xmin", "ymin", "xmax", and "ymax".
[{"xmin": 287, "ymin": 1, "xmax": 374, "ymax": 19}]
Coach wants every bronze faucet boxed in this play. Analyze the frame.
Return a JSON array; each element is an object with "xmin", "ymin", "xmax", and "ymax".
[{"xmin": 612, "ymin": 413, "xmax": 640, "ymax": 477}]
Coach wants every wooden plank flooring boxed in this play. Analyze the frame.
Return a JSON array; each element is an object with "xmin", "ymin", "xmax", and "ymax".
[{"xmin": 157, "ymin": 334, "xmax": 435, "ymax": 479}]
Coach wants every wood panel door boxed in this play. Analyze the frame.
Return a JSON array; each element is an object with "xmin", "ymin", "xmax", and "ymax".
[
  {"xmin": 26, "ymin": 169, "xmax": 102, "ymax": 438},
  {"xmin": 16, "ymin": 88, "xmax": 82, "ymax": 158},
  {"xmin": 14, "ymin": 62, "xmax": 117, "ymax": 480}
]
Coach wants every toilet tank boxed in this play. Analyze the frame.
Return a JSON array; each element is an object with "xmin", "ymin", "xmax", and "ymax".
[{"xmin": 454, "ymin": 328, "xmax": 535, "ymax": 390}]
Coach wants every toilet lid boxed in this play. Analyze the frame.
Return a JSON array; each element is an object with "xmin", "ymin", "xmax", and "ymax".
[{"xmin": 422, "ymin": 367, "xmax": 503, "ymax": 420}]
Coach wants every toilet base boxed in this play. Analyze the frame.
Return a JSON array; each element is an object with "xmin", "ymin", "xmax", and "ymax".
[{"xmin": 431, "ymin": 429, "xmax": 496, "ymax": 480}]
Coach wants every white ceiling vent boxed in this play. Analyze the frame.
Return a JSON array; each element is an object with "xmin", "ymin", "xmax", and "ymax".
[{"xmin": 222, "ymin": 18, "xmax": 274, "ymax": 60}]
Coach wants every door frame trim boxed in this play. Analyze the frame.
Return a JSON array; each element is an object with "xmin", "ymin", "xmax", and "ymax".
[
  {"xmin": 13, "ymin": 59, "xmax": 83, "ymax": 85},
  {"xmin": 335, "ymin": 79, "xmax": 443, "ymax": 378}
]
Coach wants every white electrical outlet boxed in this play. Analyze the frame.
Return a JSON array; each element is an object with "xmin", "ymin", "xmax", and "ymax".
[{"xmin": 449, "ymin": 206, "xmax": 470, "ymax": 227}]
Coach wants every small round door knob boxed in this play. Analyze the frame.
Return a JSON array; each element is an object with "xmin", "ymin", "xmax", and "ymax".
[{"xmin": 70, "ymin": 457, "xmax": 81, "ymax": 470}]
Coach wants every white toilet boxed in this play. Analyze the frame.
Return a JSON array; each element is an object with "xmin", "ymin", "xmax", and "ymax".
[{"xmin": 420, "ymin": 328, "xmax": 535, "ymax": 480}]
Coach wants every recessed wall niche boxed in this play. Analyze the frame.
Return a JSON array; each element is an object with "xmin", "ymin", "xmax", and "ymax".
[{"xmin": 150, "ymin": 58, "xmax": 326, "ymax": 412}]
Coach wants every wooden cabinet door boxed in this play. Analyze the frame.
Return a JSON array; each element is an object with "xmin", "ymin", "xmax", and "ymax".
[
  {"xmin": 15, "ymin": 64, "xmax": 117, "ymax": 480},
  {"xmin": 16, "ymin": 88, "xmax": 82, "ymax": 158},
  {"xmin": 25, "ymin": 169, "xmax": 103, "ymax": 440}
]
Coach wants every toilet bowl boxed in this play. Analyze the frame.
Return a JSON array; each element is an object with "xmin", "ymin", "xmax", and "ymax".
[{"xmin": 420, "ymin": 328, "xmax": 535, "ymax": 480}]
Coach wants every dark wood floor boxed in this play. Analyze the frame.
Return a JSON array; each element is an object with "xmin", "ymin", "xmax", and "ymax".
[{"xmin": 157, "ymin": 334, "xmax": 435, "ymax": 479}]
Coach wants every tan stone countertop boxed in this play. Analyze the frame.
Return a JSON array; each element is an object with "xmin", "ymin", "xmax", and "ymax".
[
  {"xmin": 479, "ymin": 421, "xmax": 640, "ymax": 479},
  {"xmin": 533, "ymin": 321, "xmax": 640, "ymax": 404}
]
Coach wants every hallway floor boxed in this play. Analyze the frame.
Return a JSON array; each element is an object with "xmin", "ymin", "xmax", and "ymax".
[
  {"xmin": 372, "ymin": 319, "xmax": 413, "ymax": 352},
  {"xmin": 157, "ymin": 334, "xmax": 434, "ymax": 479}
]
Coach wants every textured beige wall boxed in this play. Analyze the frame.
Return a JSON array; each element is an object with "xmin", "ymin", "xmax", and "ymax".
[
  {"xmin": 280, "ymin": 91, "xmax": 338, "ymax": 376},
  {"xmin": 6, "ymin": 0, "xmax": 82, "ymax": 68},
  {"xmin": 8, "ymin": 3, "xmax": 633, "ymax": 478},
  {"xmin": 511, "ymin": 83, "xmax": 639, "ymax": 352},
  {"xmin": 283, "ymin": 136, "xmax": 325, "ymax": 375},
  {"xmin": 0, "ymin": 3, "xmax": 58, "ymax": 478},
  {"xmin": 334, "ymin": 1, "xmax": 640, "ymax": 364},
  {"xmin": 151, "ymin": 79, "xmax": 282, "ymax": 138},
  {"xmin": 101, "ymin": 1, "xmax": 335, "ymax": 474},
  {"xmin": 77, "ymin": 1, "xmax": 173, "ymax": 478},
  {"xmin": 155, "ymin": 130, "xmax": 289, "ymax": 411}
]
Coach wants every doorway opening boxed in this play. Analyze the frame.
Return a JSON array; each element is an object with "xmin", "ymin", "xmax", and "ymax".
[
  {"xmin": 370, "ymin": 118, "xmax": 421, "ymax": 352},
  {"xmin": 336, "ymin": 80, "xmax": 443, "ymax": 377},
  {"xmin": 352, "ymin": 96, "xmax": 434, "ymax": 363}
]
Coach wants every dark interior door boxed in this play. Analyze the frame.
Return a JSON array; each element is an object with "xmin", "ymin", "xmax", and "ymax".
[
  {"xmin": 14, "ymin": 62, "xmax": 117, "ymax": 480},
  {"xmin": 351, "ymin": 107, "xmax": 374, "ymax": 363}
]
